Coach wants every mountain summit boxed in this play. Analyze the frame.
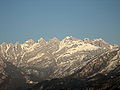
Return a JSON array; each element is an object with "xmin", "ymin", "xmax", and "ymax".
[{"xmin": 0, "ymin": 37, "xmax": 119, "ymax": 90}]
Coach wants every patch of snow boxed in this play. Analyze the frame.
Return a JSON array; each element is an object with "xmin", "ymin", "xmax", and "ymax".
[{"xmin": 27, "ymin": 53, "xmax": 45, "ymax": 63}]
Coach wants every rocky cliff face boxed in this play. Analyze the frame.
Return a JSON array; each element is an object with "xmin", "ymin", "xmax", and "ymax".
[{"xmin": 0, "ymin": 36, "xmax": 119, "ymax": 90}]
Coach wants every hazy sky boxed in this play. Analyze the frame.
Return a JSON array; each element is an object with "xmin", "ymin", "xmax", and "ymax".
[{"xmin": 0, "ymin": 0, "xmax": 120, "ymax": 44}]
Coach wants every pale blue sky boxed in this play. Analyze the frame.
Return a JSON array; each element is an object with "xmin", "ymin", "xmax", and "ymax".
[{"xmin": 0, "ymin": 0, "xmax": 120, "ymax": 44}]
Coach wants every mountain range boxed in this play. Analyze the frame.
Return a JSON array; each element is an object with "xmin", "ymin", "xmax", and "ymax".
[{"xmin": 0, "ymin": 36, "xmax": 119, "ymax": 90}]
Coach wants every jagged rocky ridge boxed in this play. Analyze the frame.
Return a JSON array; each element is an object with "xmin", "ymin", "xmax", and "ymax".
[{"xmin": 0, "ymin": 36, "xmax": 119, "ymax": 90}]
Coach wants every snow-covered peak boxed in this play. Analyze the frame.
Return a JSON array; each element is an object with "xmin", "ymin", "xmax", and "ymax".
[
  {"xmin": 38, "ymin": 38, "xmax": 46, "ymax": 43},
  {"xmin": 21, "ymin": 39, "xmax": 36, "ymax": 51},
  {"xmin": 92, "ymin": 38, "xmax": 110, "ymax": 49},
  {"xmin": 55, "ymin": 37, "xmax": 100, "ymax": 57},
  {"xmin": 64, "ymin": 36, "xmax": 78, "ymax": 41},
  {"xmin": 38, "ymin": 38, "xmax": 46, "ymax": 46},
  {"xmin": 48, "ymin": 37, "xmax": 60, "ymax": 43},
  {"xmin": 62, "ymin": 36, "xmax": 80, "ymax": 45},
  {"xmin": 25, "ymin": 39, "xmax": 35, "ymax": 45},
  {"xmin": 15, "ymin": 42, "xmax": 20, "ymax": 45},
  {"xmin": 65, "ymin": 36, "xmax": 73, "ymax": 39},
  {"xmin": 83, "ymin": 38, "xmax": 92, "ymax": 44},
  {"xmin": 93, "ymin": 38, "xmax": 105, "ymax": 42}
]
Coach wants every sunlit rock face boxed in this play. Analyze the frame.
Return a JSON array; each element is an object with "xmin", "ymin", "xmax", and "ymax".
[{"xmin": 0, "ymin": 36, "xmax": 119, "ymax": 90}]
